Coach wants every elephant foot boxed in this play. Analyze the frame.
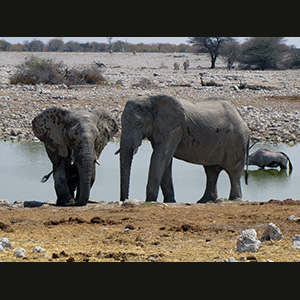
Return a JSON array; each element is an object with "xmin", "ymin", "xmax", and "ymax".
[
  {"xmin": 56, "ymin": 198, "xmax": 75, "ymax": 206},
  {"xmin": 197, "ymin": 196, "xmax": 218, "ymax": 203},
  {"xmin": 228, "ymin": 197, "xmax": 243, "ymax": 202},
  {"xmin": 164, "ymin": 198, "xmax": 176, "ymax": 203}
]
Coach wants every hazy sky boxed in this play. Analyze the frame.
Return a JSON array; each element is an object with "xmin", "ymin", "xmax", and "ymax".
[{"xmin": 1, "ymin": 37, "xmax": 300, "ymax": 47}]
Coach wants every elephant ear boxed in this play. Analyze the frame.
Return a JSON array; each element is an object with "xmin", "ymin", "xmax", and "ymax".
[
  {"xmin": 32, "ymin": 107, "xmax": 69, "ymax": 158},
  {"xmin": 91, "ymin": 108, "xmax": 119, "ymax": 157},
  {"xmin": 92, "ymin": 108, "xmax": 119, "ymax": 140},
  {"xmin": 151, "ymin": 95, "xmax": 185, "ymax": 144}
]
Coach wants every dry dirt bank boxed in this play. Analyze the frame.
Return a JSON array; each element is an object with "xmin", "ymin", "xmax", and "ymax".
[{"xmin": 1, "ymin": 200, "xmax": 300, "ymax": 262}]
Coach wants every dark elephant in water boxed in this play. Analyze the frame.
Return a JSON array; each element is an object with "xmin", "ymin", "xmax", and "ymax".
[
  {"xmin": 32, "ymin": 107, "xmax": 118, "ymax": 206},
  {"xmin": 249, "ymin": 148, "xmax": 293, "ymax": 173},
  {"xmin": 118, "ymin": 94, "xmax": 250, "ymax": 203}
]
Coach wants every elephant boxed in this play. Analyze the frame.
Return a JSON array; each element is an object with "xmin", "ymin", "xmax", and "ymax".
[
  {"xmin": 32, "ymin": 106, "xmax": 118, "ymax": 206},
  {"xmin": 249, "ymin": 148, "xmax": 293, "ymax": 172},
  {"xmin": 118, "ymin": 94, "xmax": 250, "ymax": 203}
]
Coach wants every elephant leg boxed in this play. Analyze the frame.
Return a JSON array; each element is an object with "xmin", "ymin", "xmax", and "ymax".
[
  {"xmin": 147, "ymin": 134, "xmax": 180, "ymax": 202},
  {"xmin": 53, "ymin": 161, "xmax": 75, "ymax": 206},
  {"xmin": 226, "ymin": 167, "xmax": 243, "ymax": 201},
  {"xmin": 197, "ymin": 165, "xmax": 222, "ymax": 203},
  {"xmin": 160, "ymin": 158, "xmax": 176, "ymax": 203}
]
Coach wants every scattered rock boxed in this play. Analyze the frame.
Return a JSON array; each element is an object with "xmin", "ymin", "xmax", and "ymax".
[
  {"xmin": 32, "ymin": 246, "xmax": 45, "ymax": 253},
  {"xmin": 125, "ymin": 224, "xmax": 135, "ymax": 230},
  {"xmin": 0, "ymin": 199, "xmax": 11, "ymax": 207},
  {"xmin": 292, "ymin": 235, "xmax": 300, "ymax": 249},
  {"xmin": 286, "ymin": 215, "xmax": 300, "ymax": 222},
  {"xmin": 224, "ymin": 257, "xmax": 237, "ymax": 262},
  {"xmin": 146, "ymin": 256, "xmax": 156, "ymax": 262},
  {"xmin": 66, "ymin": 257, "xmax": 75, "ymax": 262},
  {"xmin": 14, "ymin": 248, "xmax": 26, "ymax": 258},
  {"xmin": 236, "ymin": 229, "xmax": 261, "ymax": 252},
  {"xmin": 121, "ymin": 199, "xmax": 143, "ymax": 207},
  {"xmin": 0, "ymin": 237, "xmax": 13, "ymax": 250},
  {"xmin": 260, "ymin": 223, "xmax": 283, "ymax": 242}
]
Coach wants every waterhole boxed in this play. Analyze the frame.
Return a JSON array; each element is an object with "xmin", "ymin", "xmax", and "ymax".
[{"xmin": 0, "ymin": 140, "xmax": 299, "ymax": 203}]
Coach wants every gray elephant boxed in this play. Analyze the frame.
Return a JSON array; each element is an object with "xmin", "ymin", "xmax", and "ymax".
[
  {"xmin": 32, "ymin": 106, "xmax": 118, "ymax": 206},
  {"xmin": 118, "ymin": 94, "xmax": 250, "ymax": 203},
  {"xmin": 249, "ymin": 148, "xmax": 293, "ymax": 172}
]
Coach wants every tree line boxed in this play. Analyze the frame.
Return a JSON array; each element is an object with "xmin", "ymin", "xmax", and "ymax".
[
  {"xmin": 0, "ymin": 38, "xmax": 193, "ymax": 53},
  {"xmin": 1, "ymin": 37, "xmax": 300, "ymax": 70}
]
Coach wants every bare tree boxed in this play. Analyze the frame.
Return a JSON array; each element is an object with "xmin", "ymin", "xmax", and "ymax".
[
  {"xmin": 220, "ymin": 39, "xmax": 241, "ymax": 70},
  {"xmin": 107, "ymin": 37, "xmax": 113, "ymax": 51},
  {"xmin": 188, "ymin": 37, "xmax": 232, "ymax": 69}
]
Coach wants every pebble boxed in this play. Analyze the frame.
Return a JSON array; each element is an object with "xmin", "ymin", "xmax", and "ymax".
[
  {"xmin": 32, "ymin": 246, "xmax": 45, "ymax": 253},
  {"xmin": 0, "ymin": 237, "xmax": 13, "ymax": 250},
  {"xmin": 292, "ymin": 235, "xmax": 300, "ymax": 249},
  {"xmin": 14, "ymin": 248, "xmax": 26, "ymax": 258}
]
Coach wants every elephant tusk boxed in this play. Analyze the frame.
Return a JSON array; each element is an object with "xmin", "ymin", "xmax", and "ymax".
[
  {"xmin": 95, "ymin": 159, "xmax": 101, "ymax": 166},
  {"xmin": 133, "ymin": 147, "xmax": 138, "ymax": 155},
  {"xmin": 71, "ymin": 149, "xmax": 75, "ymax": 165}
]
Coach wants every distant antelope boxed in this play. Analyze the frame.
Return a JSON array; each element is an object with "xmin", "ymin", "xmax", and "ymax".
[
  {"xmin": 173, "ymin": 62, "xmax": 180, "ymax": 71},
  {"xmin": 183, "ymin": 59, "xmax": 190, "ymax": 72}
]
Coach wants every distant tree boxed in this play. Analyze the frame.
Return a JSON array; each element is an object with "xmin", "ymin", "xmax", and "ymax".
[
  {"xmin": 220, "ymin": 39, "xmax": 241, "ymax": 70},
  {"xmin": 89, "ymin": 42, "xmax": 108, "ymax": 52},
  {"xmin": 112, "ymin": 40, "xmax": 126, "ymax": 52},
  {"xmin": 47, "ymin": 38, "xmax": 64, "ymax": 51},
  {"xmin": 24, "ymin": 39, "xmax": 45, "ymax": 51},
  {"xmin": 9, "ymin": 43, "xmax": 24, "ymax": 51},
  {"xmin": 239, "ymin": 37, "xmax": 286, "ymax": 70},
  {"xmin": 188, "ymin": 37, "xmax": 232, "ymax": 68},
  {"xmin": 0, "ymin": 40, "xmax": 11, "ymax": 51},
  {"xmin": 63, "ymin": 41, "xmax": 82, "ymax": 52}
]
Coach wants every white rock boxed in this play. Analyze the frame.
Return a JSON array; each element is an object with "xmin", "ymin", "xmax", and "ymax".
[
  {"xmin": 14, "ymin": 248, "xmax": 26, "ymax": 258},
  {"xmin": 0, "ymin": 245, "xmax": 5, "ymax": 252},
  {"xmin": 292, "ymin": 235, "xmax": 300, "ymax": 249},
  {"xmin": 0, "ymin": 237, "xmax": 13, "ymax": 250},
  {"xmin": 236, "ymin": 229, "xmax": 261, "ymax": 252},
  {"xmin": 260, "ymin": 223, "xmax": 283, "ymax": 242},
  {"xmin": 32, "ymin": 246, "xmax": 45, "ymax": 253},
  {"xmin": 0, "ymin": 199, "xmax": 11, "ymax": 207},
  {"xmin": 225, "ymin": 257, "xmax": 237, "ymax": 262},
  {"xmin": 121, "ymin": 199, "xmax": 143, "ymax": 207}
]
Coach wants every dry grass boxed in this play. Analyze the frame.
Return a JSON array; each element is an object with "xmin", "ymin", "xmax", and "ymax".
[{"xmin": 1, "ymin": 201, "xmax": 300, "ymax": 262}]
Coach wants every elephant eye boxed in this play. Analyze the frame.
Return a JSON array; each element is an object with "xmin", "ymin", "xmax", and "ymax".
[{"xmin": 136, "ymin": 121, "xmax": 142, "ymax": 128}]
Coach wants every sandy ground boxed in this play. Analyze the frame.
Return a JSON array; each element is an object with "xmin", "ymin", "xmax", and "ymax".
[{"xmin": 1, "ymin": 200, "xmax": 300, "ymax": 262}]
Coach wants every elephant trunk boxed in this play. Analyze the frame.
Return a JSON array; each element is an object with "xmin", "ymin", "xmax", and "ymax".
[
  {"xmin": 75, "ymin": 142, "xmax": 95, "ymax": 206},
  {"xmin": 120, "ymin": 143, "xmax": 134, "ymax": 202}
]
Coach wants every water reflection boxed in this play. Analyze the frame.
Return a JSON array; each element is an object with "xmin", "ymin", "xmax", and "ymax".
[{"xmin": 0, "ymin": 140, "xmax": 299, "ymax": 203}]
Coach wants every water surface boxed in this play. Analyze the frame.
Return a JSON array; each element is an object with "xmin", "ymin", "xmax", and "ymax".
[{"xmin": 0, "ymin": 140, "xmax": 299, "ymax": 203}]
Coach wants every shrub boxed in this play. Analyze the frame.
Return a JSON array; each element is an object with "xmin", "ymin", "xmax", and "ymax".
[
  {"xmin": 10, "ymin": 56, "xmax": 65, "ymax": 85},
  {"xmin": 10, "ymin": 56, "xmax": 106, "ymax": 85}
]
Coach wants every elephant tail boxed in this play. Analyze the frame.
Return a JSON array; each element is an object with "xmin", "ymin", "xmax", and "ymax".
[
  {"xmin": 280, "ymin": 152, "xmax": 293, "ymax": 172},
  {"xmin": 41, "ymin": 171, "xmax": 53, "ymax": 183},
  {"xmin": 245, "ymin": 137, "xmax": 250, "ymax": 185}
]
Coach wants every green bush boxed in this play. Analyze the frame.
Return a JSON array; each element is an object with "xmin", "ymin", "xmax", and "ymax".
[{"xmin": 10, "ymin": 55, "xmax": 106, "ymax": 85}]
